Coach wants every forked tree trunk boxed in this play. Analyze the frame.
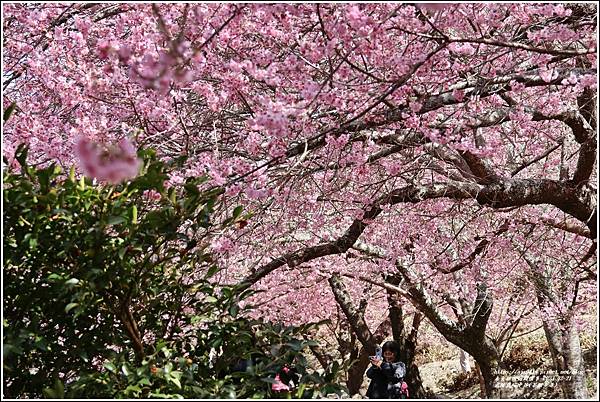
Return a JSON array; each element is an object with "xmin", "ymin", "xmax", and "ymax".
[
  {"xmin": 328, "ymin": 275, "xmax": 427, "ymax": 397},
  {"xmin": 453, "ymin": 333, "xmax": 502, "ymax": 398},
  {"xmin": 347, "ymin": 244, "xmax": 506, "ymax": 398},
  {"xmin": 399, "ymin": 274, "xmax": 503, "ymax": 398}
]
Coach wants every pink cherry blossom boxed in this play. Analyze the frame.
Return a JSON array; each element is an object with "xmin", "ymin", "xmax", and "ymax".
[
  {"xmin": 539, "ymin": 68, "xmax": 557, "ymax": 83},
  {"xmin": 74, "ymin": 137, "xmax": 141, "ymax": 184},
  {"xmin": 271, "ymin": 374, "xmax": 290, "ymax": 392},
  {"xmin": 210, "ymin": 236, "xmax": 234, "ymax": 254},
  {"xmin": 2, "ymin": 6, "xmax": 596, "ymax": 396}
]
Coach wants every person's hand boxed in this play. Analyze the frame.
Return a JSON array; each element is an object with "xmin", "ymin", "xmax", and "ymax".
[{"xmin": 369, "ymin": 356, "xmax": 382, "ymax": 368}]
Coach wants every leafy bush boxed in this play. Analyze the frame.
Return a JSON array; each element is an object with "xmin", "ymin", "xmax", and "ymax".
[{"xmin": 3, "ymin": 145, "xmax": 346, "ymax": 398}]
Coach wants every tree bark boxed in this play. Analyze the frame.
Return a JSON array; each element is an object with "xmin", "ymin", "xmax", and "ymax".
[
  {"xmin": 474, "ymin": 362, "xmax": 487, "ymax": 398},
  {"xmin": 347, "ymin": 241, "xmax": 505, "ymax": 397},
  {"xmin": 386, "ymin": 275, "xmax": 426, "ymax": 398},
  {"xmin": 118, "ymin": 301, "xmax": 145, "ymax": 361},
  {"xmin": 346, "ymin": 347, "xmax": 371, "ymax": 395},
  {"xmin": 560, "ymin": 315, "xmax": 588, "ymax": 398},
  {"xmin": 524, "ymin": 254, "xmax": 589, "ymax": 399},
  {"xmin": 397, "ymin": 261, "xmax": 503, "ymax": 397},
  {"xmin": 468, "ymin": 343, "xmax": 501, "ymax": 398},
  {"xmin": 459, "ymin": 348, "xmax": 472, "ymax": 373}
]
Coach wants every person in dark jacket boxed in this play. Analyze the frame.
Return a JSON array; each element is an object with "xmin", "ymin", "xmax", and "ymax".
[{"xmin": 366, "ymin": 341, "xmax": 407, "ymax": 399}]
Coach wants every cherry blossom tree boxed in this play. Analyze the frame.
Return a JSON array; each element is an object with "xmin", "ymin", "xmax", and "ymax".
[
  {"xmin": 3, "ymin": 3, "xmax": 597, "ymax": 398},
  {"xmin": 512, "ymin": 222, "xmax": 594, "ymax": 398}
]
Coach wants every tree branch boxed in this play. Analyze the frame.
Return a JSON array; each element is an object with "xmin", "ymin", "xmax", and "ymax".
[
  {"xmin": 328, "ymin": 275, "xmax": 376, "ymax": 350},
  {"xmin": 241, "ymin": 176, "xmax": 596, "ymax": 289}
]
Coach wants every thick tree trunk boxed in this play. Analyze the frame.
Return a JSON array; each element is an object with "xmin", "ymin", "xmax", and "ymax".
[
  {"xmin": 542, "ymin": 316, "xmax": 589, "ymax": 398},
  {"xmin": 329, "ymin": 274, "xmax": 428, "ymax": 397},
  {"xmin": 402, "ymin": 336, "xmax": 426, "ymax": 399},
  {"xmin": 459, "ymin": 349, "xmax": 472, "ymax": 373},
  {"xmin": 346, "ymin": 348, "xmax": 370, "ymax": 395},
  {"xmin": 561, "ymin": 319, "xmax": 588, "ymax": 399},
  {"xmin": 526, "ymin": 255, "xmax": 589, "ymax": 399},
  {"xmin": 473, "ymin": 362, "xmax": 487, "ymax": 398},
  {"xmin": 386, "ymin": 279, "xmax": 426, "ymax": 398},
  {"xmin": 409, "ymin": 280, "xmax": 503, "ymax": 398},
  {"xmin": 455, "ymin": 335, "xmax": 502, "ymax": 398},
  {"xmin": 476, "ymin": 356, "xmax": 500, "ymax": 398}
]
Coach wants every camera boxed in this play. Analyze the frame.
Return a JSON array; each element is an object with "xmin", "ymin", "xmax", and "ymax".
[{"xmin": 370, "ymin": 346, "xmax": 383, "ymax": 361}]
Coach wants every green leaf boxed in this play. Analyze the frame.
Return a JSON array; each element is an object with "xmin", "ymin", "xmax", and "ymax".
[
  {"xmin": 198, "ymin": 212, "xmax": 211, "ymax": 228},
  {"xmin": 65, "ymin": 303, "xmax": 79, "ymax": 313},
  {"xmin": 171, "ymin": 377, "xmax": 182, "ymax": 389},
  {"xmin": 49, "ymin": 378, "xmax": 64, "ymax": 399},
  {"xmin": 47, "ymin": 273, "xmax": 64, "ymax": 281},
  {"xmin": 221, "ymin": 287, "xmax": 233, "ymax": 300},
  {"xmin": 205, "ymin": 265, "xmax": 219, "ymax": 279},
  {"xmin": 78, "ymin": 350, "xmax": 89, "ymax": 363},
  {"xmin": 64, "ymin": 278, "xmax": 79, "ymax": 287},
  {"xmin": 32, "ymin": 335, "xmax": 49, "ymax": 352},
  {"xmin": 131, "ymin": 205, "xmax": 138, "ymax": 224},
  {"xmin": 124, "ymin": 384, "xmax": 141, "ymax": 395},
  {"xmin": 162, "ymin": 348, "xmax": 172, "ymax": 359},
  {"xmin": 229, "ymin": 304, "xmax": 239, "ymax": 318},
  {"xmin": 28, "ymin": 236, "xmax": 38, "ymax": 249},
  {"xmin": 37, "ymin": 164, "xmax": 55, "ymax": 192},
  {"xmin": 286, "ymin": 340, "xmax": 304, "ymax": 351},
  {"xmin": 3, "ymin": 343, "xmax": 23, "ymax": 358},
  {"xmin": 42, "ymin": 388, "xmax": 58, "ymax": 399},
  {"xmin": 138, "ymin": 377, "xmax": 151, "ymax": 386},
  {"xmin": 203, "ymin": 186, "xmax": 224, "ymax": 200},
  {"xmin": 296, "ymin": 383, "xmax": 306, "ymax": 398},
  {"xmin": 168, "ymin": 372, "xmax": 182, "ymax": 389},
  {"xmin": 107, "ymin": 216, "xmax": 126, "ymax": 226},
  {"xmin": 184, "ymin": 182, "xmax": 200, "ymax": 196},
  {"xmin": 232, "ymin": 205, "xmax": 244, "ymax": 220},
  {"xmin": 3, "ymin": 102, "xmax": 17, "ymax": 122},
  {"xmin": 15, "ymin": 143, "xmax": 28, "ymax": 169},
  {"xmin": 104, "ymin": 361, "xmax": 117, "ymax": 373}
]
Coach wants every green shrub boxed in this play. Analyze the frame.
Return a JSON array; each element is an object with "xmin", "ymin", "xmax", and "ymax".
[{"xmin": 3, "ymin": 144, "xmax": 346, "ymax": 398}]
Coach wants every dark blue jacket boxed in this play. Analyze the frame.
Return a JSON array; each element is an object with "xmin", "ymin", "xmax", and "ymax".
[{"xmin": 366, "ymin": 361, "xmax": 406, "ymax": 399}]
